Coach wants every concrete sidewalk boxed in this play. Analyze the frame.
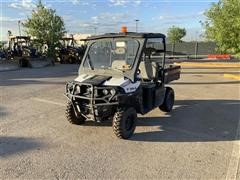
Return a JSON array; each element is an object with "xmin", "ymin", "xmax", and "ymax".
[{"xmin": 224, "ymin": 73, "xmax": 240, "ymax": 80}]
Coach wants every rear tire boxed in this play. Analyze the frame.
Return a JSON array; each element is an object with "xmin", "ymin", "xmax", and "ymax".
[
  {"xmin": 113, "ymin": 107, "xmax": 137, "ymax": 139},
  {"xmin": 19, "ymin": 58, "xmax": 29, "ymax": 67},
  {"xmin": 159, "ymin": 87, "xmax": 175, "ymax": 112},
  {"xmin": 56, "ymin": 57, "xmax": 61, "ymax": 63},
  {"xmin": 66, "ymin": 101, "xmax": 85, "ymax": 125},
  {"xmin": 68, "ymin": 57, "xmax": 75, "ymax": 64}
]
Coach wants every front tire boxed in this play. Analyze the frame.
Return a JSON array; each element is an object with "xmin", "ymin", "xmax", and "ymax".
[
  {"xmin": 113, "ymin": 107, "xmax": 137, "ymax": 139},
  {"xmin": 159, "ymin": 87, "xmax": 175, "ymax": 112},
  {"xmin": 66, "ymin": 101, "xmax": 85, "ymax": 125}
]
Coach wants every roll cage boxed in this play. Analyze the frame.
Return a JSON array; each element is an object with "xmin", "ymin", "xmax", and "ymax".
[
  {"xmin": 8, "ymin": 36, "xmax": 31, "ymax": 50},
  {"xmin": 60, "ymin": 37, "xmax": 75, "ymax": 48},
  {"xmin": 79, "ymin": 32, "xmax": 166, "ymax": 82}
]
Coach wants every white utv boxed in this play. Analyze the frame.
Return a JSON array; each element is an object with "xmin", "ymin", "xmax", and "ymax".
[{"xmin": 65, "ymin": 32, "xmax": 181, "ymax": 139}]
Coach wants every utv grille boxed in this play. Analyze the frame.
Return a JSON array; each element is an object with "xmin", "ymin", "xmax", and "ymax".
[{"xmin": 65, "ymin": 82, "xmax": 118, "ymax": 106}]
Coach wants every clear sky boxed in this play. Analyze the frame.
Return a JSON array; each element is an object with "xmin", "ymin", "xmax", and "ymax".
[{"xmin": 1, "ymin": 0, "xmax": 218, "ymax": 41}]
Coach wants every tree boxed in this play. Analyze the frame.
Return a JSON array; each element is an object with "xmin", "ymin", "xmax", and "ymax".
[
  {"xmin": 23, "ymin": 0, "xmax": 65, "ymax": 56},
  {"xmin": 167, "ymin": 26, "xmax": 186, "ymax": 43},
  {"xmin": 202, "ymin": 0, "xmax": 240, "ymax": 56}
]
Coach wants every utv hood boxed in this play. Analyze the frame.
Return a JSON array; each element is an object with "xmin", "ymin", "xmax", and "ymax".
[
  {"xmin": 75, "ymin": 74, "xmax": 125, "ymax": 86},
  {"xmin": 74, "ymin": 74, "xmax": 140, "ymax": 93},
  {"xmin": 80, "ymin": 75, "xmax": 112, "ymax": 86}
]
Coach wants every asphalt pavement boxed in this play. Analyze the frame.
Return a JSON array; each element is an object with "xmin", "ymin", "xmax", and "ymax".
[{"xmin": 0, "ymin": 64, "xmax": 239, "ymax": 179}]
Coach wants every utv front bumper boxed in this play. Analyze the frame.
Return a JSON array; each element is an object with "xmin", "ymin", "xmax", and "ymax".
[
  {"xmin": 65, "ymin": 81, "xmax": 119, "ymax": 121},
  {"xmin": 65, "ymin": 82, "xmax": 119, "ymax": 105}
]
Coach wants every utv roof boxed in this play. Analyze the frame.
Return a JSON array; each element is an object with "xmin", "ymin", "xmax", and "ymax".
[
  {"xmin": 61, "ymin": 37, "xmax": 74, "ymax": 40},
  {"xmin": 10, "ymin": 36, "xmax": 31, "ymax": 40},
  {"xmin": 85, "ymin": 32, "xmax": 166, "ymax": 40}
]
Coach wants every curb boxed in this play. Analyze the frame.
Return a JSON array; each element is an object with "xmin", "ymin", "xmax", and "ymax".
[
  {"xmin": 223, "ymin": 74, "xmax": 240, "ymax": 80},
  {"xmin": 174, "ymin": 62, "xmax": 240, "ymax": 68}
]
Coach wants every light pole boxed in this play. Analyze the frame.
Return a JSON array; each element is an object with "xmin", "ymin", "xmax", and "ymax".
[
  {"xmin": 195, "ymin": 31, "xmax": 199, "ymax": 60},
  {"xmin": 18, "ymin": 20, "xmax": 21, "ymax": 36},
  {"xmin": 195, "ymin": 31, "xmax": 199, "ymax": 41},
  {"xmin": 135, "ymin": 19, "xmax": 139, "ymax": 32}
]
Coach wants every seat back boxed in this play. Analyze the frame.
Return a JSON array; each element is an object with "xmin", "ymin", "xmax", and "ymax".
[
  {"xmin": 111, "ymin": 60, "xmax": 126, "ymax": 69},
  {"xmin": 139, "ymin": 61, "xmax": 157, "ymax": 80}
]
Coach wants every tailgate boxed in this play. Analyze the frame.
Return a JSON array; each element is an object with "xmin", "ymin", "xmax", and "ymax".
[{"xmin": 164, "ymin": 65, "xmax": 181, "ymax": 84}]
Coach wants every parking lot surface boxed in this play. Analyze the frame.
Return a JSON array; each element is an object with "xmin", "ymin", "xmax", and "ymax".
[{"xmin": 0, "ymin": 64, "xmax": 239, "ymax": 179}]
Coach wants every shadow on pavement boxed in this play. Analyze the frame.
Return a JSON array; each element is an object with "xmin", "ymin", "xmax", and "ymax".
[
  {"xmin": 0, "ymin": 106, "xmax": 7, "ymax": 119},
  {"xmin": 181, "ymin": 67, "xmax": 240, "ymax": 69},
  {"xmin": 0, "ymin": 64, "xmax": 79, "ymax": 86},
  {"xmin": 79, "ymin": 99, "xmax": 240, "ymax": 142},
  {"xmin": 181, "ymin": 71, "xmax": 240, "ymax": 75},
  {"xmin": 130, "ymin": 99, "xmax": 240, "ymax": 142},
  {"xmin": 173, "ymin": 81, "xmax": 240, "ymax": 85},
  {"xmin": 0, "ymin": 136, "xmax": 45, "ymax": 157}
]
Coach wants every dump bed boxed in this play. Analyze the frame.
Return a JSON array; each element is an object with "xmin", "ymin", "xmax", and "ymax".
[{"xmin": 163, "ymin": 65, "xmax": 181, "ymax": 84}]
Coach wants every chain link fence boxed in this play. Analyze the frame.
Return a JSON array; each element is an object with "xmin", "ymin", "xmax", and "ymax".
[{"xmin": 166, "ymin": 42, "xmax": 217, "ymax": 59}]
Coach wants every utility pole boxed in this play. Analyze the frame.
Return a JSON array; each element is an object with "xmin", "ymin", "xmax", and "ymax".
[
  {"xmin": 195, "ymin": 31, "xmax": 199, "ymax": 41},
  {"xmin": 18, "ymin": 20, "xmax": 21, "ymax": 36},
  {"xmin": 94, "ymin": 27, "xmax": 97, "ymax": 35},
  {"xmin": 135, "ymin": 19, "xmax": 139, "ymax": 32},
  {"xmin": 195, "ymin": 31, "xmax": 199, "ymax": 60}
]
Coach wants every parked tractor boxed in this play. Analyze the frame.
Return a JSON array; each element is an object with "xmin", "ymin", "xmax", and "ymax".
[
  {"xmin": 0, "ymin": 48, "xmax": 6, "ymax": 60},
  {"xmin": 7, "ymin": 36, "xmax": 45, "ymax": 67},
  {"xmin": 55, "ymin": 37, "xmax": 86, "ymax": 64}
]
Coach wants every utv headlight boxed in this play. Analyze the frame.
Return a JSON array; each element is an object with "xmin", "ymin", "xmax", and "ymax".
[
  {"xmin": 75, "ymin": 85, "xmax": 81, "ymax": 94},
  {"xmin": 67, "ymin": 83, "xmax": 74, "ymax": 92},
  {"xmin": 103, "ymin": 89, "xmax": 109, "ymax": 95},
  {"xmin": 87, "ymin": 88, "xmax": 92, "ymax": 94},
  {"xmin": 110, "ymin": 89, "xmax": 116, "ymax": 95}
]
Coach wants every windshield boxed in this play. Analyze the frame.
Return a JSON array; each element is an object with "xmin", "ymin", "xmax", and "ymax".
[{"xmin": 83, "ymin": 38, "xmax": 139, "ymax": 72}]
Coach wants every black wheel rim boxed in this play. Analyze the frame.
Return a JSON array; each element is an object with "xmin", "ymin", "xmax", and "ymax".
[{"xmin": 125, "ymin": 114, "xmax": 134, "ymax": 131}]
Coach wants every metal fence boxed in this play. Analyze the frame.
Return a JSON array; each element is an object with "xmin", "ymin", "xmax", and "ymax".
[{"xmin": 166, "ymin": 42, "xmax": 217, "ymax": 59}]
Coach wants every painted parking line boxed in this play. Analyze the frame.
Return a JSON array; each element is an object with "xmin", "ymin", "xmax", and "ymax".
[
  {"xmin": 223, "ymin": 74, "xmax": 240, "ymax": 80},
  {"xmin": 226, "ymin": 117, "xmax": 240, "ymax": 180},
  {"xmin": 31, "ymin": 97, "xmax": 65, "ymax": 107},
  {"xmin": 174, "ymin": 62, "xmax": 240, "ymax": 68}
]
